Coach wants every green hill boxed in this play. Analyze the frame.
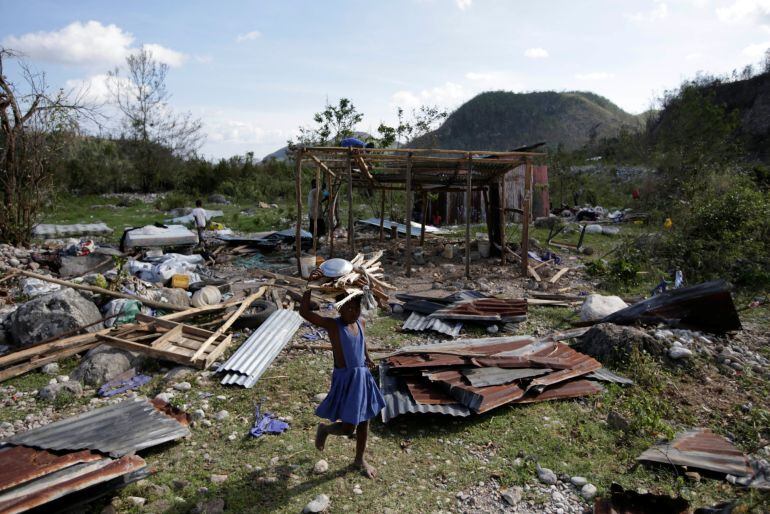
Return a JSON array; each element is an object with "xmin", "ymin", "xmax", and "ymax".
[{"xmin": 412, "ymin": 90, "xmax": 641, "ymax": 151}]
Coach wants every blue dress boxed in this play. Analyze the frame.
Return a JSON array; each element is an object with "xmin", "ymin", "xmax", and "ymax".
[{"xmin": 315, "ymin": 318, "xmax": 385, "ymax": 425}]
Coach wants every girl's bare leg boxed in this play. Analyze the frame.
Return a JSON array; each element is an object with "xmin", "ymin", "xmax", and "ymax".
[
  {"xmin": 315, "ymin": 422, "xmax": 355, "ymax": 451},
  {"xmin": 353, "ymin": 420, "xmax": 376, "ymax": 479}
]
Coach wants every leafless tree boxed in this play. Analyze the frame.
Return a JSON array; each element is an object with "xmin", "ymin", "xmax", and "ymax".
[
  {"xmin": 0, "ymin": 48, "xmax": 95, "ymax": 244},
  {"xmin": 108, "ymin": 48, "xmax": 204, "ymax": 192}
]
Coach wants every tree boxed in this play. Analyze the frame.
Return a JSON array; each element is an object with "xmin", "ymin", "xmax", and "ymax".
[
  {"xmin": 377, "ymin": 105, "xmax": 447, "ymax": 148},
  {"xmin": 294, "ymin": 98, "xmax": 363, "ymax": 146},
  {"xmin": 0, "ymin": 48, "xmax": 92, "ymax": 244},
  {"xmin": 108, "ymin": 48, "xmax": 203, "ymax": 192}
]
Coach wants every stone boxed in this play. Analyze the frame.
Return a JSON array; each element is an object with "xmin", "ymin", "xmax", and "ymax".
[
  {"xmin": 193, "ymin": 498, "xmax": 225, "ymax": 514},
  {"xmin": 501, "ymin": 486, "xmax": 522, "ymax": 505},
  {"xmin": 313, "ymin": 393, "xmax": 328, "ymax": 402},
  {"xmin": 192, "ymin": 409, "xmax": 206, "ymax": 421},
  {"xmin": 126, "ymin": 496, "xmax": 146, "ymax": 507},
  {"xmin": 584, "ymin": 224, "xmax": 603, "ymax": 234},
  {"xmin": 577, "ymin": 323, "xmax": 666, "ymax": 363},
  {"xmin": 38, "ymin": 380, "xmax": 83, "ymax": 401},
  {"xmin": 214, "ymin": 410, "xmax": 229, "ymax": 421},
  {"xmin": 41, "ymin": 363, "xmax": 60, "ymax": 375},
  {"xmin": 172, "ymin": 479, "xmax": 190, "ymax": 490},
  {"xmin": 164, "ymin": 366, "xmax": 196, "ymax": 381},
  {"xmin": 581, "ymin": 483, "xmax": 597, "ymax": 500},
  {"xmin": 70, "ymin": 344, "xmax": 141, "ymax": 386},
  {"xmin": 208, "ymin": 194, "xmax": 229, "ymax": 204},
  {"xmin": 607, "ymin": 410, "xmax": 630, "ymax": 431},
  {"xmin": 537, "ymin": 465, "xmax": 558, "ymax": 485},
  {"xmin": 174, "ymin": 381, "xmax": 192, "ymax": 392},
  {"xmin": 155, "ymin": 392, "xmax": 174, "ymax": 403},
  {"xmin": 486, "ymin": 325, "xmax": 499, "ymax": 334},
  {"xmin": 303, "ymin": 494, "xmax": 330, "ymax": 513},
  {"xmin": 352, "ymin": 486, "xmax": 362, "ymax": 495},
  {"xmin": 210, "ymin": 474, "xmax": 228, "ymax": 484},
  {"xmin": 155, "ymin": 287, "xmax": 191, "ymax": 308},
  {"xmin": 56, "ymin": 375, "xmax": 69, "ymax": 383},
  {"xmin": 570, "ymin": 476, "xmax": 587, "ymax": 487},
  {"xmin": 668, "ymin": 346, "xmax": 693, "ymax": 360},
  {"xmin": 685, "ymin": 471, "xmax": 701, "ymax": 482},
  {"xmin": 313, "ymin": 459, "xmax": 329, "ymax": 474},
  {"xmin": 9, "ymin": 288, "xmax": 103, "ymax": 346},
  {"xmin": 579, "ymin": 294, "xmax": 628, "ymax": 322}
]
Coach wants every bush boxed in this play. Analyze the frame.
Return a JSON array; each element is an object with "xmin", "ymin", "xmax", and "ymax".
[
  {"xmin": 154, "ymin": 192, "xmax": 190, "ymax": 211},
  {"xmin": 659, "ymin": 175, "xmax": 770, "ymax": 288}
]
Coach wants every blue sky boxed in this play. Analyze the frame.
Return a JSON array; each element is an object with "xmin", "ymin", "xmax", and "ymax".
[{"xmin": 2, "ymin": 0, "xmax": 769, "ymax": 159}]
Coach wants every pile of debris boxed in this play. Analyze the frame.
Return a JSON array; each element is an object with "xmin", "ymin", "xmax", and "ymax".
[
  {"xmin": 395, "ymin": 290, "xmax": 527, "ymax": 337},
  {"xmin": 379, "ymin": 334, "xmax": 632, "ymax": 422},
  {"xmin": 307, "ymin": 251, "xmax": 395, "ymax": 308}
]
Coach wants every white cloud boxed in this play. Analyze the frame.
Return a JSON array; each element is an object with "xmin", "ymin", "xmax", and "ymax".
[
  {"xmin": 575, "ymin": 71, "xmax": 615, "ymax": 80},
  {"xmin": 524, "ymin": 47, "xmax": 549, "ymax": 59},
  {"xmin": 716, "ymin": 0, "xmax": 770, "ymax": 23},
  {"xmin": 142, "ymin": 43, "xmax": 186, "ymax": 67},
  {"xmin": 194, "ymin": 54, "xmax": 214, "ymax": 64},
  {"xmin": 2, "ymin": 20, "xmax": 186, "ymax": 68},
  {"xmin": 742, "ymin": 40, "xmax": 770, "ymax": 57},
  {"xmin": 626, "ymin": 1, "xmax": 669, "ymax": 22},
  {"xmin": 236, "ymin": 30, "xmax": 261, "ymax": 42},
  {"xmin": 685, "ymin": 51, "xmax": 702, "ymax": 60},
  {"xmin": 456, "ymin": 0, "xmax": 472, "ymax": 10},
  {"xmin": 391, "ymin": 81, "xmax": 467, "ymax": 109}
]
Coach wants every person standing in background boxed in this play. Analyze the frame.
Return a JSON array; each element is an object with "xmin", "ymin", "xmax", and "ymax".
[{"xmin": 191, "ymin": 199, "xmax": 207, "ymax": 250}]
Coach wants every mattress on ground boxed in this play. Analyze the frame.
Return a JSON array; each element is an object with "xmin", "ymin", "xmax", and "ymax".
[
  {"xmin": 33, "ymin": 223, "xmax": 113, "ymax": 238},
  {"xmin": 124, "ymin": 225, "xmax": 198, "ymax": 248}
]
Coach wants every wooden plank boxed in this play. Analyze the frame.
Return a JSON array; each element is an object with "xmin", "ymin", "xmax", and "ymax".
[
  {"xmin": 379, "ymin": 190, "xmax": 386, "ymax": 242},
  {"xmin": 295, "ymin": 150, "xmax": 304, "ymax": 276},
  {"xmin": 465, "ymin": 154, "xmax": 472, "ymax": 279},
  {"xmin": 528, "ymin": 266, "xmax": 542, "ymax": 282},
  {"xmin": 156, "ymin": 297, "xmax": 248, "ymax": 322},
  {"xmin": 97, "ymin": 334, "xmax": 203, "ymax": 368},
  {"xmin": 312, "ymin": 163, "xmax": 321, "ymax": 255},
  {"xmin": 549, "ymin": 268, "xmax": 569, "ymax": 284},
  {"xmin": 0, "ymin": 342, "xmax": 97, "ymax": 383},
  {"xmin": 405, "ymin": 153, "xmax": 413, "ymax": 277},
  {"xmin": 190, "ymin": 289, "xmax": 264, "ymax": 362},
  {"xmin": 203, "ymin": 334, "xmax": 233, "ymax": 368},
  {"xmin": 150, "ymin": 324, "xmax": 184, "ymax": 349},
  {"xmin": 500, "ymin": 175, "xmax": 506, "ymax": 265},
  {"xmin": 6, "ymin": 268, "xmax": 186, "ymax": 312},
  {"xmin": 347, "ymin": 152, "xmax": 355, "ymax": 253},
  {"xmin": 521, "ymin": 159, "xmax": 532, "ymax": 277},
  {"xmin": 419, "ymin": 192, "xmax": 428, "ymax": 247}
]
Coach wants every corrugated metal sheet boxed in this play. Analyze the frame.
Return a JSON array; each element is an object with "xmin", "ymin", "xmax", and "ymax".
[
  {"xmin": 637, "ymin": 428, "xmax": 753, "ymax": 477},
  {"xmin": 425, "ymin": 369, "xmax": 525, "ymax": 413},
  {"xmin": 462, "ymin": 367, "xmax": 553, "ymax": 387},
  {"xmin": 402, "ymin": 312, "xmax": 462, "ymax": 337},
  {"xmin": 391, "ymin": 335, "xmax": 534, "ymax": 356},
  {"xmin": 587, "ymin": 367, "xmax": 634, "ymax": 385},
  {"xmin": 512, "ymin": 379, "xmax": 604, "ymax": 404},
  {"xmin": 358, "ymin": 218, "xmax": 443, "ymax": 236},
  {"xmin": 0, "ymin": 446, "xmax": 102, "ymax": 492},
  {"xmin": 32, "ymin": 223, "xmax": 113, "ymax": 238},
  {"xmin": 8, "ymin": 397, "xmax": 190, "ymax": 457},
  {"xmin": 380, "ymin": 363, "xmax": 470, "ymax": 422},
  {"xmin": 0, "ymin": 453, "xmax": 147, "ymax": 514},
  {"xmin": 428, "ymin": 298, "xmax": 527, "ymax": 322},
  {"xmin": 218, "ymin": 309, "xmax": 302, "ymax": 388},
  {"xmin": 403, "ymin": 376, "xmax": 459, "ymax": 405}
]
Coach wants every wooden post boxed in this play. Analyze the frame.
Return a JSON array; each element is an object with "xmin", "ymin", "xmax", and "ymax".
[
  {"xmin": 500, "ymin": 174, "xmax": 506, "ymax": 265},
  {"xmin": 405, "ymin": 153, "xmax": 413, "ymax": 277},
  {"xmin": 521, "ymin": 159, "xmax": 532, "ymax": 277},
  {"xmin": 347, "ymin": 150, "xmax": 355, "ymax": 254},
  {"xmin": 465, "ymin": 153, "xmax": 472, "ymax": 279},
  {"xmin": 327, "ymin": 170, "xmax": 334, "ymax": 257},
  {"xmin": 378, "ymin": 189, "xmax": 386, "ymax": 242},
  {"xmin": 312, "ymin": 164, "xmax": 321, "ymax": 256},
  {"xmin": 294, "ymin": 149, "xmax": 303, "ymax": 276},
  {"xmin": 419, "ymin": 192, "xmax": 427, "ymax": 247}
]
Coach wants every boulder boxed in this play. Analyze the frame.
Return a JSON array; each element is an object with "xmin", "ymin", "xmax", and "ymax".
[
  {"xmin": 207, "ymin": 194, "xmax": 229, "ymax": 205},
  {"xmin": 38, "ymin": 380, "xmax": 83, "ymax": 401},
  {"xmin": 579, "ymin": 294, "xmax": 628, "ymax": 322},
  {"xmin": 576, "ymin": 323, "xmax": 666, "ymax": 363},
  {"xmin": 70, "ymin": 345, "xmax": 143, "ymax": 386},
  {"xmin": 585, "ymin": 224, "xmax": 603, "ymax": 234},
  {"xmin": 10, "ymin": 288, "xmax": 103, "ymax": 346}
]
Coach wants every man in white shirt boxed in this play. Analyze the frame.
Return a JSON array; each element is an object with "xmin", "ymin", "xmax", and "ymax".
[{"xmin": 191, "ymin": 199, "xmax": 207, "ymax": 249}]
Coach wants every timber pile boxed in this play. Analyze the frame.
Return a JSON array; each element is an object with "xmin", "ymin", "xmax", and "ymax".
[{"xmin": 308, "ymin": 251, "xmax": 395, "ymax": 309}]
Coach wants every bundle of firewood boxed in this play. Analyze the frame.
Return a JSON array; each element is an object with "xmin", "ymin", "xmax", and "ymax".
[{"xmin": 307, "ymin": 251, "xmax": 395, "ymax": 309}]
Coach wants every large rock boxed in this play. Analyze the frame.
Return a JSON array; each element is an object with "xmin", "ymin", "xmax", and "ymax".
[
  {"xmin": 576, "ymin": 323, "xmax": 665, "ymax": 363},
  {"xmin": 579, "ymin": 294, "xmax": 628, "ymax": 322},
  {"xmin": 153, "ymin": 287, "xmax": 191, "ymax": 309},
  {"xmin": 9, "ymin": 288, "xmax": 103, "ymax": 346},
  {"xmin": 70, "ymin": 344, "xmax": 143, "ymax": 386}
]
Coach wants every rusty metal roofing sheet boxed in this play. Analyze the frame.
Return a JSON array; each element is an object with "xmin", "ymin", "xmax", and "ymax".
[
  {"xmin": 429, "ymin": 298, "xmax": 527, "ymax": 322},
  {"xmin": 403, "ymin": 376, "xmax": 460, "ymax": 405},
  {"xmin": 380, "ymin": 363, "xmax": 470, "ymax": 422},
  {"xmin": 218, "ymin": 309, "xmax": 302, "ymax": 388},
  {"xmin": 402, "ymin": 312, "xmax": 463, "ymax": 337},
  {"xmin": 8, "ymin": 397, "xmax": 190, "ymax": 457},
  {"xmin": 0, "ymin": 446, "xmax": 102, "ymax": 493},
  {"xmin": 461, "ymin": 367, "xmax": 553, "ymax": 387},
  {"xmin": 386, "ymin": 353, "xmax": 468, "ymax": 369},
  {"xmin": 512, "ymin": 379, "xmax": 604, "ymax": 404},
  {"xmin": 587, "ymin": 367, "xmax": 634, "ymax": 385},
  {"xmin": 425, "ymin": 370, "xmax": 525, "ymax": 413},
  {"xmin": 0, "ymin": 454, "xmax": 146, "ymax": 514},
  {"xmin": 392, "ymin": 335, "xmax": 534, "ymax": 356},
  {"xmin": 637, "ymin": 428, "xmax": 753, "ymax": 477}
]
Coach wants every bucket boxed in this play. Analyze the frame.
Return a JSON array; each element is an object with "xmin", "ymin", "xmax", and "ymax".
[
  {"xmin": 478, "ymin": 240, "xmax": 491, "ymax": 258},
  {"xmin": 300, "ymin": 254, "xmax": 316, "ymax": 278}
]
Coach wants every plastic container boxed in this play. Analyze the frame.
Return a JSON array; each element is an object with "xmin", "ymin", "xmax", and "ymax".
[
  {"xmin": 478, "ymin": 240, "xmax": 491, "ymax": 258},
  {"xmin": 171, "ymin": 274, "xmax": 190, "ymax": 290},
  {"xmin": 300, "ymin": 254, "xmax": 316, "ymax": 279}
]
